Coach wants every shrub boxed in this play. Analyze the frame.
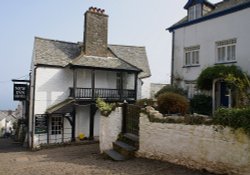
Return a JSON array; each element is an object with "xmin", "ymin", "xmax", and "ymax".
[
  {"xmin": 135, "ymin": 98, "xmax": 155, "ymax": 107},
  {"xmin": 96, "ymin": 98, "xmax": 116, "ymax": 117},
  {"xmin": 214, "ymin": 107, "xmax": 250, "ymax": 135},
  {"xmin": 197, "ymin": 65, "xmax": 245, "ymax": 90},
  {"xmin": 157, "ymin": 92, "xmax": 189, "ymax": 115},
  {"xmin": 190, "ymin": 94, "xmax": 212, "ymax": 115},
  {"xmin": 155, "ymin": 85, "xmax": 187, "ymax": 98}
]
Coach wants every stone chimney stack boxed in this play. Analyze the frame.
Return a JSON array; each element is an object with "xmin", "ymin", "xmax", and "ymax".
[{"xmin": 84, "ymin": 7, "xmax": 108, "ymax": 57}]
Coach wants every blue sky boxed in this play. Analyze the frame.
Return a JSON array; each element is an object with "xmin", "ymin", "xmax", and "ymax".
[{"xmin": 0, "ymin": 0, "xmax": 220, "ymax": 110}]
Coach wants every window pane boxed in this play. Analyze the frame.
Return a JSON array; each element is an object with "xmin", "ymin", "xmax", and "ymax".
[
  {"xmin": 227, "ymin": 45, "xmax": 236, "ymax": 61},
  {"xmin": 192, "ymin": 52, "xmax": 195, "ymax": 64},
  {"xmin": 195, "ymin": 4, "xmax": 202, "ymax": 18},
  {"xmin": 218, "ymin": 47, "xmax": 225, "ymax": 62},
  {"xmin": 195, "ymin": 51, "xmax": 199, "ymax": 64},
  {"xmin": 185, "ymin": 52, "xmax": 191, "ymax": 65},
  {"xmin": 189, "ymin": 6, "xmax": 195, "ymax": 20},
  {"xmin": 51, "ymin": 116, "xmax": 62, "ymax": 135}
]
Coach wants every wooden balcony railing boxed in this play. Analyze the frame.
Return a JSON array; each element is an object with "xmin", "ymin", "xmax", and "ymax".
[{"xmin": 69, "ymin": 88, "xmax": 136, "ymax": 100}]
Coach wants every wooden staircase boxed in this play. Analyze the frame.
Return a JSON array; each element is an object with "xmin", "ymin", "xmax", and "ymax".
[{"xmin": 104, "ymin": 133, "xmax": 139, "ymax": 161}]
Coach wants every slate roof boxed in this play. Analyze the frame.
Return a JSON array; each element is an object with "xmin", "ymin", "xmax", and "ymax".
[
  {"xmin": 33, "ymin": 37, "xmax": 151, "ymax": 78},
  {"xmin": 0, "ymin": 111, "xmax": 6, "ymax": 121},
  {"xmin": 168, "ymin": 0, "xmax": 250, "ymax": 31},
  {"xmin": 109, "ymin": 45, "xmax": 151, "ymax": 78},
  {"xmin": 0, "ymin": 111, "xmax": 17, "ymax": 122}
]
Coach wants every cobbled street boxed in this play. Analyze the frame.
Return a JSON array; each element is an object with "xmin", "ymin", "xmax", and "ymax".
[{"xmin": 0, "ymin": 138, "xmax": 217, "ymax": 175}]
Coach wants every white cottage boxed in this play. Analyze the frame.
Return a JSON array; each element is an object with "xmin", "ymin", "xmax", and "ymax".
[
  {"xmin": 0, "ymin": 111, "xmax": 17, "ymax": 137},
  {"xmin": 168, "ymin": 0, "xmax": 250, "ymax": 107},
  {"xmin": 28, "ymin": 7, "xmax": 151, "ymax": 148}
]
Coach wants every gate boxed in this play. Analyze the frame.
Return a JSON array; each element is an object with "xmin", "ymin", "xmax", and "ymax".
[{"xmin": 122, "ymin": 103, "xmax": 141, "ymax": 136}]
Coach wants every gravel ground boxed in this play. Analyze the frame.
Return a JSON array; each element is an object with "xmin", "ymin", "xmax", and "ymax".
[{"xmin": 0, "ymin": 138, "xmax": 217, "ymax": 175}]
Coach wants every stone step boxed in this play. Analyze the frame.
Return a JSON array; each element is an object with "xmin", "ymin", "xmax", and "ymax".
[
  {"xmin": 104, "ymin": 149, "xmax": 126, "ymax": 161},
  {"xmin": 119, "ymin": 133, "xmax": 139, "ymax": 149},
  {"xmin": 113, "ymin": 141, "xmax": 137, "ymax": 158},
  {"xmin": 124, "ymin": 133, "xmax": 139, "ymax": 143},
  {"xmin": 114, "ymin": 141, "xmax": 137, "ymax": 152}
]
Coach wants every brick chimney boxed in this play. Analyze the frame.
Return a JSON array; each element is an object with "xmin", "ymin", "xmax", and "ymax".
[{"xmin": 84, "ymin": 7, "xmax": 108, "ymax": 57}]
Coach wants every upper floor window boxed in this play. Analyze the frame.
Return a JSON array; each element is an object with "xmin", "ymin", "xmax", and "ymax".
[
  {"xmin": 216, "ymin": 39, "xmax": 237, "ymax": 63},
  {"xmin": 184, "ymin": 45, "xmax": 200, "ymax": 66},
  {"xmin": 188, "ymin": 4, "xmax": 202, "ymax": 21}
]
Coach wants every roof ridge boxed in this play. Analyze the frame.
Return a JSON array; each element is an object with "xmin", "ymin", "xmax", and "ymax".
[
  {"xmin": 109, "ymin": 44, "xmax": 145, "ymax": 48},
  {"xmin": 35, "ymin": 36, "xmax": 78, "ymax": 45}
]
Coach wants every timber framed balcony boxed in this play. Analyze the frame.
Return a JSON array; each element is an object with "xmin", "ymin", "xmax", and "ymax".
[{"xmin": 69, "ymin": 88, "xmax": 136, "ymax": 101}]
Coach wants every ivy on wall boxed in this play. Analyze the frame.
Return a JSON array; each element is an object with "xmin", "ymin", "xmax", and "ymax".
[{"xmin": 197, "ymin": 65, "xmax": 245, "ymax": 90}]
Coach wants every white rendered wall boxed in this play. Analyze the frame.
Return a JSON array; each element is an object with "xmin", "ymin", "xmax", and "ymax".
[
  {"xmin": 137, "ymin": 78, "xmax": 142, "ymax": 100},
  {"xmin": 76, "ymin": 69, "xmax": 92, "ymax": 88},
  {"xmin": 34, "ymin": 67, "xmax": 73, "ymax": 114},
  {"xmin": 124, "ymin": 73, "xmax": 135, "ymax": 90},
  {"xmin": 76, "ymin": 106, "xmax": 90, "ymax": 138},
  {"xmin": 99, "ymin": 107, "xmax": 122, "ymax": 153},
  {"xmin": 173, "ymin": 9, "xmax": 250, "ymax": 88},
  {"xmin": 75, "ymin": 106, "xmax": 100, "ymax": 138},
  {"xmin": 141, "ymin": 77, "xmax": 150, "ymax": 99},
  {"xmin": 138, "ymin": 113, "xmax": 250, "ymax": 175},
  {"xmin": 94, "ymin": 110, "xmax": 100, "ymax": 137},
  {"xmin": 95, "ymin": 70, "xmax": 117, "ymax": 89}
]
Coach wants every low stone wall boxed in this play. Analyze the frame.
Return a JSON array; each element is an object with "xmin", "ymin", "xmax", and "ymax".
[
  {"xmin": 137, "ymin": 112, "xmax": 250, "ymax": 175},
  {"xmin": 99, "ymin": 107, "xmax": 122, "ymax": 153}
]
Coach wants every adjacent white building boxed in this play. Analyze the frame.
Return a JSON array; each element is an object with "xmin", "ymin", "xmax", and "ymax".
[
  {"xmin": 0, "ymin": 111, "xmax": 17, "ymax": 137},
  {"xmin": 28, "ymin": 7, "xmax": 151, "ymax": 148},
  {"xmin": 168, "ymin": 0, "xmax": 250, "ymax": 107}
]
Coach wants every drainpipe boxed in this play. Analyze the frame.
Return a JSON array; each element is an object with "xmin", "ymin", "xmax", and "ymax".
[
  {"xmin": 170, "ymin": 31, "xmax": 175, "ymax": 85},
  {"xmin": 30, "ymin": 66, "xmax": 37, "ymax": 149}
]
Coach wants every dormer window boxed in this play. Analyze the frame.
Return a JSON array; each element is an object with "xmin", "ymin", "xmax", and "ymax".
[
  {"xmin": 188, "ymin": 4, "xmax": 202, "ymax": 21},
  {"xmin": 184, "ymin": 0, "xmax": 215, "ymax": 21}
]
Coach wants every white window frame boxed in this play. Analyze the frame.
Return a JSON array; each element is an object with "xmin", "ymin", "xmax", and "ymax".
[
  {"xmin": 184, "ymin": 46, "xmax": 200, "ymax": 66},
  {"xmin": 51, "ymin": 115, "xmax": 63, "ymax": 135},
  {"xmin": 216, "ymin": 39, "xmax": 236, "ymax": 63},
  {"xmin": 188, "ymin": 4, "xmax": 202, "ymax": 21}
]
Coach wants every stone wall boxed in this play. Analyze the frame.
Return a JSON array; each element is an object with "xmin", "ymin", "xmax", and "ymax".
[
  {"xmin": 137, "ymin": 112, "xmax": 250, "ymax": 175},
  {"xmin": 99, "ymin": 107, "xmax": 122, "ymax": 153}
]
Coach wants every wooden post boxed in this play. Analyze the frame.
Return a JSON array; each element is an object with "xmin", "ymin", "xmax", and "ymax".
[
  {"xmin": 89, "ymin": 104, "xmax": 96, "ymax": 140},
  {"xmin": 91, "ymin": 70, "xmax": 95, "ymax": 100},
  {"xmin": 120, "ymin": 72, "xmax": 124, "ymax": 101},
  {"xmin": 73, "ymin": 69, "xmax": 77, "ymax": 98},
  {"xmin": 122, "ymin": 102, "xmax": 128, "ymax": 134},
  {"xmin": 134, "ymin": 73, "xmax": 138, "ymax": 100},
  {"xmin": 71, "ymin": 107, "xmax": 76, "ymax": 142}
]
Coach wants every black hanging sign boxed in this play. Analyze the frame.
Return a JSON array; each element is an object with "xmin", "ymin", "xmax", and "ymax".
[
  {"xmin": 35, "ymin": 114, "xmax": 48, "ymax": 134},
  {"xmin": 13, "ymin": 84, "xmax": 28, "ymax": 101}
]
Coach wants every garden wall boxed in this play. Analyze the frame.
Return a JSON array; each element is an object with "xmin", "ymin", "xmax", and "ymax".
[
  {"xmin": 137, "ymin": 112, "xmax": 250, "ymax": 175},
  {"xmin": 99, "ymin": 107, "xmax": 122, "ymax": 153},
  {"xmin": 98, "ymin": 105, "xmax": 250, "ymax": 175}
]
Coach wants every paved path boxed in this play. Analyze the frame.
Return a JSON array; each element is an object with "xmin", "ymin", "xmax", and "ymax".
[{"xmin": 0, "ymin": 139, "xmax": 217, "ymax": 175}]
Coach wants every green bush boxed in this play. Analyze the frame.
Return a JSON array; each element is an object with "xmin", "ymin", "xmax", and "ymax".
[
  {"xmin": 135, "ymin": 98, "xmax": 155, "ymax": 107},
  {"xmin": 157, "ymin": 92, "xmax": 189, "ymax": 115},
  {"xmin": 214, "ymin": 107, "xmax": 250, "ymax": 135},
  {"xmin": 155, "ymin": 85, "xmax": 187, "ymax": 98},
  {"xmin": 96, "ymin": 98, "xmax": 116, "ymax": 117},
  {"xmin": 197, "ymin": 65, "xmax": 244, "ymax": 90},
  {"xmin": 190, "ymin": 94, "xmax": 212, "ymax": 115}
]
